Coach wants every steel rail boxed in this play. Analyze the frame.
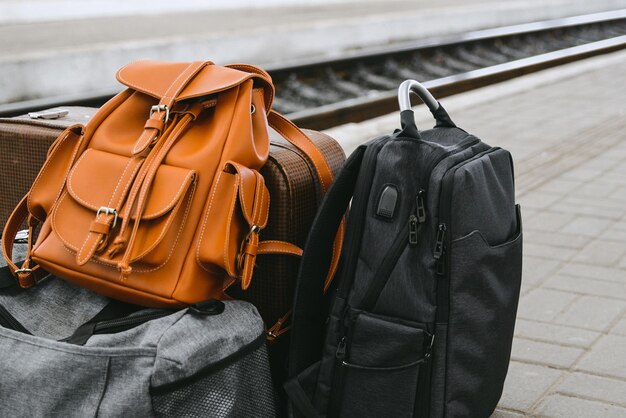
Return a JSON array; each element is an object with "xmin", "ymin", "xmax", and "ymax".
[{"xmin": 0, "ymin": 9, "xmax": 625, "ymax": 130}]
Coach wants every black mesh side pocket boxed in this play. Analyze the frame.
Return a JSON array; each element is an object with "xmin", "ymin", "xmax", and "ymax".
[{"xmin": 151, "ymin": 334, "xmax": 276, "ymax": 417}]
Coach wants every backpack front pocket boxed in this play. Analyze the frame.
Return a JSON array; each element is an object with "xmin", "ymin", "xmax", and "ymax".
[
  {"xmin": 50, "ymin": 148, "xmax": 196, "ymax": 269},
  {"xmin": 334, "ymin": 311, "xmax": 431, "ymax": 417}
]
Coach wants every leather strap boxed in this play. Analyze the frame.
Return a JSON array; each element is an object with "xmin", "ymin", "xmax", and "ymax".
[
  {"xmin": 268, "ymin": 111, "xmax": 334, "ymax": 193},
  {"xmin": 1, "ymin": 196, "xmax": 48, "ymax": 288},
  {"xmin": 257, "ymin": 240, "xmax": 303, "ymax": 257},
  {"xmin": 133, "ymin": 61, "xmax": 210, "ymax": 155},
  {"xmin": 267, "ymin": 111, "xmax": 345, "ymax": 291}
]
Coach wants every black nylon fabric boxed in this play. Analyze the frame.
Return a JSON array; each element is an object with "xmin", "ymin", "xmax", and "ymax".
[{"xmin": 286, "ymin": 101, "xmax": 522, "ymax": 418}]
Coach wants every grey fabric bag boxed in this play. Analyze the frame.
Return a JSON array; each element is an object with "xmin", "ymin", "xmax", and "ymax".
[{"xmin": 0, "ymin": 258, "xmax": 276, "ymax": 417}]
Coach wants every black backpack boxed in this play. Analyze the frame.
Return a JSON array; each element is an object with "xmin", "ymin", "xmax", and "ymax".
[{"xmin": 284, "ymin": 81, "xmax": 523, "ymax": 418}]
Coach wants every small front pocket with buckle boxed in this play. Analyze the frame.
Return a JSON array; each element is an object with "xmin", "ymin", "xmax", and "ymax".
[
  {"xmin": 196, "ymin": 161, "xmax": 269, "ymax": 290},
  {"xmin": 50, "ymin": 148, "xmax": 196, "ymax": 269}
]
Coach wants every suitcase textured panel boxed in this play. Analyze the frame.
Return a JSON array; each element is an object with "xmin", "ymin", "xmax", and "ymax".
[{"xmin": 0, "ymin": 107, "xmax": 95, "ymax": 229}]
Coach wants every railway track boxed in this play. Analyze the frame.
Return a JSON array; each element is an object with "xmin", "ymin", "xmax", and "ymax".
[{"xmin": 1, "ymin": 9, "xmax": 625, "ymax": 130}]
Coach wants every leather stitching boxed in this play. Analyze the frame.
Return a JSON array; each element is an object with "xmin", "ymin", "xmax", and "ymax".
[
  {"xmin": 126, "ymin": 177, "xmax": 195, "ymax": 272},
  {"xmin": 163, "ymin": 62, "xmax": 203, "ymax": 102},
  {"xmin": 222, "ymin": 178, "xmax": 239, "ymax": 277},
  {"xmin": 127, "ymin": 174, "xmax": 195, "ymax": 261},
  {"xmin": 270, "ymin": 118, "xmax": 329, "ymax": 191},
  {"xmin": 195, "ymin": 171, "xmax": 223, "ymax": 273},
  {"xmin": 107, "ymin": 156, "xmax": 135, "ymax": 206},
  {"xmin": 116, "ymin": 64, "xmax": 163, "ymax": 98},
  {"xmin": 28, "ymin": 130, "xmax": 81, "ymax": 221},
  {"xmin": 132, "ymin": 130, "xmax": 157, "ymax": 155},
  {"xmin": 132, "ymin": 118, "xmax": 189, "ymax": 220},
  {"xmin": 140, "ymin": 171, "xmax": 196, "ymax": 219}
]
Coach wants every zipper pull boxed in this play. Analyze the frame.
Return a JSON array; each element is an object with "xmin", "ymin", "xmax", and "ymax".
[
  {"xmin": 416, "ymin": 189, "xmax": 426, "ymax": 223},
  {"xmin": 409, "ymin": 215, "xmax": 419, "ymax": 247},
  {"xmin": 336, "ymin": 336, "xmax": 347, "ymax": 360},
  {"xmin": 433, "ymin": 223, "xmax": 447, "ymax": 260}
]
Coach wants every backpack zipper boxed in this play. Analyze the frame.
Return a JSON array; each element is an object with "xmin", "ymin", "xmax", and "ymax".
[
  {"xmin": 0, "ymin": 304, "xmax": 31, "ymax": 334},
  {"xmin": 358, "ymin": 137, "xmax": 480, "ymax": 312},
  {"xmin": 435, "ymin": 148, "xmax": 500, "ymax": 323},
  {"xmin": 90, "ymin": 311, "xmax": 171, "ymax": 335}
]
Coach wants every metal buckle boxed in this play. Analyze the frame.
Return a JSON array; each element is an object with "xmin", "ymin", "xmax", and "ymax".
[
  {"xmin": 150, "ymin": 104, "xmax": 170, "ymax": 123},
  {"xmin": 96, "ymin": 206, "xmax": 118, "ymax": 229},
  {"xmin": 245, "ymin": 224, "xmax": 261, "ymax": 242},
  {"xmin": 14, "ymin": 268, "xmax": 33, "ymax": 274},
  {"xmin": 15, "ymin": 229, "xmax": 29, "ymax": 244}
]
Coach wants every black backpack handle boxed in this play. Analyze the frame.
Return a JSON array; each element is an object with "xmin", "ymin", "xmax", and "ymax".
[{"xmin": 398, "ymin": 80, "xmax": 456, "ymax": 139}]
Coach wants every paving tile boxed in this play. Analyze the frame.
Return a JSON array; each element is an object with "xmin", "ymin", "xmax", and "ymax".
[
  {"xmin": 517, "ymin": 192, "xmax": 562, "ymax": 210},
  {"xmin": 619, "ymin": 255, "xmax": 626, "ymax": 270},
  {"xmin": 524, "ymin": 230, "xmax": 591, "ymax": 250},
  {"xmin": 562, "ymin": 195, "xmax": 626, "ymax": 211},
  {"xmin": 544, "ymin": 275, "xmax": 626, "ymax": 301},
  {"xmin": 604, "ymin": 228, "xmax": 626, "ymax": 243},
  {"xmin": 553, "ymin": 295, "xmax": 626, "ymax": 332},
  {"xmin": 510, "ymin": 337, "xmax": 584, "ymax": 369},
  {"xmin": 576, "ymin": 181, "xmax": 619, "ymax": 199},
  {"xmin": 608, "ymin": 186, "xmax": 626, "ymax": 203},
  {"xmin": 558, "ymin": 263, "xmax": 626, "ymax": 283},
  {"xmin": 524, "ymin": 243, "xmax": 577, "ymax": 262},
  {"xmin": 576, "ymin": 335, "xmax": 626, "ymax": 380},
  {"xmin": 573, "ymin": 239, "xmax": 626, "ymax": 267},
  {"xmin": 560, "ymin": 216, "xmax": 611, "ymax": 237},
  {"xmin": 535, "ymin": 394, "xmax": 626, "ymax": 418},
  {"xmin": 550, "ymin": 200, "xmax": 624, "ymax": 220},
  {"xmin": 537, "ymin": 179, "xmax": 581, "ymax": 196},
  {"xmin": 611, "ymin": 317, "xmax": 626, "ymax": 336},
  {"xmin": 498, "ymin": 361, "xmax": 562, "ymax": 413},
  {"xmin": 524, "ymin": 211, "xmax": 575, "ymax": 232},
  {"xmin": 514, "ymin": 318, "xmax": 599, "ymax": 348},
  {"xmin": 557, "ymin": 372, "xmax": 626, "ymax": 408},
  {"xmin": 517, "ymin": 288, "xmax": 578, "ymax": 321},
  {"xmin": 489, "ymin": 410, "xmax": 524, "ymax": 418},
  {"xmin": 521, "ymin": 256, "xmax": 561, "ymax": 288},
  {"xmin": 561, "ymin": 167, "xmax": 606, "ymax": 182}
]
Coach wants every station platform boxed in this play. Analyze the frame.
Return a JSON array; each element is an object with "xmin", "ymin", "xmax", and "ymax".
[
  {"xmin": 1, "ymin": 0, "xmax": 625, "ymax": 104},
  {"xmin": 325, "ymin": 49, "xmax": 626, "ymax": 417}
]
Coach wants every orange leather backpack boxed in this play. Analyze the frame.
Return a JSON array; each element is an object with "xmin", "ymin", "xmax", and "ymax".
[{"xmin": 2, "ymin": 60, "xmax": 340, "ymax": 308}]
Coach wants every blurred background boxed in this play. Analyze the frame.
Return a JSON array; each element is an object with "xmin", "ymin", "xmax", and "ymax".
[
  {"xmin": 1, "ymin": 2, "xmax": 626, "ymax": 417},
  {"xmin": 1, "ymin": 0, "xmax": 625, "ymax": 105}
]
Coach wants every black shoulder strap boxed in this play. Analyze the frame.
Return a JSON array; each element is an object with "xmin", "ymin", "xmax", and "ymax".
[
  {"xmin": 65, "ymin": 300, "xmax": 142, "ymax": 345},
  {"xmin": 288, "ymin": 145, "xmax": 366, "ymax": 376}
]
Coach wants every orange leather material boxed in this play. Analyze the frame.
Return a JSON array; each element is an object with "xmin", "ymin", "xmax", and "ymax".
[
  {"xmin": 1, "ymin": 60, "xmax": 341, "ymax": 309},
  {"xmin": 268, "ymin": 111, "xmax": 346, "ymax": 292},
  {"xmin": 117, "ymin": 60, "xmax": 274, "ymax": 113},
  {"xmin": 28, "ymin": 125, "xmax": 85, "ymax": 222},
  {"xmin": 89, "ymin": 220, "xmax": 111, "ymax": 236},
  {"xmin": 2, "ymin": 197, "xmax": 48, "ymax": 286},
  {"xmin": 257, "ymin": 240, "xmax": 303, "ymax": 257},
  {"xmin": 197, "ymin": 160, "xmax": 269, "ymax": 288},
  {"xmin": 268, "ymin": 111, "xmax": 334, "ymax": 193}
]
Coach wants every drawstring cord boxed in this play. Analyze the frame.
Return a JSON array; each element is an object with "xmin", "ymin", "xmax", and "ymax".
[{"xmin": 114, "ymin": 103, "xmax": 203, "ymax": 278}]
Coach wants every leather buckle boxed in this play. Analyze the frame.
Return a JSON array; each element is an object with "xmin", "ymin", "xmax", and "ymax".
[
  {"xmin": 236, "ymin": 224, "xmax": 262, "ymax": 272},
  {"xmin": 96, "ymin": 206, "xmax": 118, "ymax": 229},
  {"xmin": 150, "ymin": 104, "xmax": 170, "ymax": 123}
]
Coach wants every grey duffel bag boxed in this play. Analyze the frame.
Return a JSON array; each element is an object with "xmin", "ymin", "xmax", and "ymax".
[{"xmin": 0, "ymin": 261, "xmax": 276, "ymax": 417}]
